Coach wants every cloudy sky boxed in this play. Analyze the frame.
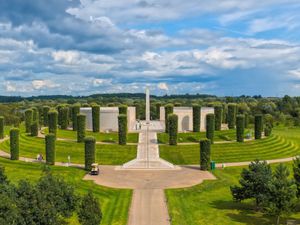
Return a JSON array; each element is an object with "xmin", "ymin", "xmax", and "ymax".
[{"xmin": 1, "ymin": 0, "xmax": 300, "ymax": 96}]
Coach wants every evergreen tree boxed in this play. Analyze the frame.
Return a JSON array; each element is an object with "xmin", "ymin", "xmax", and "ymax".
[
  {"xmin": 293, "ymin": 156, "xmax": 300, "ymax": 197},
  {"xmin": 78, "ymin": 192, "xmax": 102, "ymax": 225}
]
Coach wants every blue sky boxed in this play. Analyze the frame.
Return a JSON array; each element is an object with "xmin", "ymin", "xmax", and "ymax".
[{"xmin": 1, "ymin": 0, "xmax": 300, "ymax": 96}]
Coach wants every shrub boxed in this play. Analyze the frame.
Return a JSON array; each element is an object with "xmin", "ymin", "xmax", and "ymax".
[
  {"xmin": 255, "ymin": 114, "xmax": 263, "ymax": 139},
  {"xmin": 206, "ymin": 113, "xmax": 215, "ymax": 144},
  {"xmin": 0, "ymin": 116, "xmax": 4, "ymax": 139},
  {"xmin": 32, "ymin": 107, "xmax": 39, "ymax": 122},
  {"xmin": 48, "ymin": 110, "xmax": 58, "ymax": 136},
  {"xmin": 118, "ymin": 105, "xmax": 128, "ymax": 115},
  {"xmin": 200, "ymin": 139, "xmax": 211, "ymax": 171},
  {"xmin": 156, "ymin": 103, "xmax": 161, "ymax": 120},
  {"xmin": 92, "ymin": 105, "xmax": 100, "ymax": 132},
  {"xmin": 165, "ymin": 104, "xmax": 174, "ymax": 133},
  {"xmin": 192, "ymin": 105, "xmax": 201, "ymax": 132},
  {"xmin": 77, "ymin": 114, "xmax": 86, "ymax": 143},
  {"xmin": 236, "ymin": 114, "xmax": 245, "ymax": 142},
  {"xmin": 72, "ymin": 104, "xmax": 80, "ymax": 131},
  {"xmin": 118, "ymin": 114, "xmax": 127, "ymax": 145},
  {"xmin": 60, "ymin": 107, "xmax": 69, "ymax": 130},
  {"xmin": 43, "ymin": 106, "xmax": 50, "ymax": 126},
  {"xmin": 168, "ymin": 114, "xmax": 178, "ymax": 145},
  {"xmin": 24, "ymin": 109, "xmax": 33, "ymax": 133},
  {"xmin": 244, "ymin": 113, "xmax": 249, "ymax": 128},
  {"xmin": 222, "ymin": 103, "xmax": 227, "ymax": 123},
  {"xmin": 78, "ymin": 192, "xmax": 102, "ymax": 225},
  {"xmin": 214, "ymin": 105, "xmax": 223, "ymax": 131},
  {"xmin": 30, "ymin": 121, "xmax": 39, "ymax": 137},
  {"xmin": 264, "ymin": 125, "xmax": 272, "ymax": 136},
  {"xmin": 10, "ymin": 128, "xmax": 19, "ymax": 160},
  {"xmin": 227, "ymin": 103, "xmax": 237, "ymax": 129},
  {"xmin": 45, "ymin": 133, "xmax": 56, "ymax": 165},
  {"xmin": 84, "ymin": 137, "xmax": 96, "ymax": 171}
]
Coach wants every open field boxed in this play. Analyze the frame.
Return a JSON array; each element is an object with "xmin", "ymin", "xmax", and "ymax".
[
  {"xmin": 0, "ymin": 157, "xmax": 132, "ymax": 225},
  {"xmin": 0, "ymin": 132, "xmax": 137, "ymax": 165},
  {"xmin": 157, "ymin": 129, "xmax": 251, "ymax": 144},
  {"xmin": 160, "ymin": 127, "xmax": 300, "ymax": 165},
  {"xmin": 166, "ymin": 163, "xmax": 300, "ymax": 225},
  {"xmin": 43, "ymin": 128, "xmax": 139, "ymax": 143}
]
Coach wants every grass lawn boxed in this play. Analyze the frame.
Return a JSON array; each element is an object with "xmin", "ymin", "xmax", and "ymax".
[
  {"xmin": 166, "ymin": 163, "xmax": 300, "ymax": 225},
  {"xmin": 158, "ymin": 129, "xmax": 251, "ymax": 144},
  {"xmin": 43, "ymin": 128, "xmax": 139, "ymax": 143},
  {"xmin": 160, "ymin": 127, "xmax": 300, "ymax": 164},
  {"xmin": 0, "ymin": 157, "xmax": 132, "ymax": 225},
  {"xmin": 0, "ymin": 132, "xmax": 137, "ymax": 165}
]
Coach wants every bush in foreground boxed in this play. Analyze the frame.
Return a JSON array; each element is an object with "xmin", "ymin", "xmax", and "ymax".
[{"xmin": 78, "ymin": 192, "xmax": 102, "ymax": 225}]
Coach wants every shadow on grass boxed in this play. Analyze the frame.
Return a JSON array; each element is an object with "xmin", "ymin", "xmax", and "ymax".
[{"xmin": 211, "ymin": 200, "xmax": 300, "ymax": 225}]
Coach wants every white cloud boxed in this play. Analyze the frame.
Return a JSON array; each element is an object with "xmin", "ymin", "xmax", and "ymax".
[
  {"xmin": 32, "ymin": 80, "xmax": 60, "ymax": 90},
  {"xmin": 157, "ymin": 82, "xmax": 169, "ymax": 91},
  {"xmin": 52, "ymin": 50, "xmax": 80, "ymax": 64},
  {"xmin": 5, "ymin": 82, "xmax": 17, "ymax": 92},
  {"xmin": 92, "ymin": 78, "xmax": 112, "ymax": 87}
]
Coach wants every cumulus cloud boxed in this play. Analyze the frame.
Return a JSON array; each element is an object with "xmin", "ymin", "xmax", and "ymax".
[
  {"xmin": 32, "ymin": 80, "xmax": 60, "ymax": 90},
  {"xmin": 157, "ymin": 82, "xmax": 169, "ymax": 91}
]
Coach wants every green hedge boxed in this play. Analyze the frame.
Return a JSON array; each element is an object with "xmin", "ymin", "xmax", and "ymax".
[
  {"xmin": 200, "ymin": 138, "xmax": 211, "ymax": 171},
  {"xmin": 30, "ymin": 121, "xmax": 39, "ymax": 137},
  {"xmin": 192, "ymin": 105, "xmax": 201, "ymax": 132},
  {"xmin": 10, "ymin": 128, "xmax": 19, "ymax": 160},
  {"xmin": 165, "ymin": 104, "xmax": 174, "ymax": 133},
  {"xmin": 206, "ymin": 114, "xmax": 215, "ymax": 144},
  {"xmin": 77, "ymin": 114, "xmax": 86, "ymax": 143},
  {"xmin": 0, "ymin": 116, "xmax": 4, "ymax": 139},
  {"xmin": 60, "ymin": 107, "xmax": 69, "ymax": 130},
  {"xmin": 244, "ymin": 113, "xmax": 249, "ymax": 128},
  {"xmin": 92, "ymin": 105, "xmax": 100, "ymax": 132},
  {"xmin": 72, "ymin": 104, "xmax": 80, "ymax": 131},
  {"xmin": 45, "ymin": 133, "xmax": 56, "ymax": 165},
  {"xmin": 227, "ymin": 103, "xmax": 237, "ymax": 129},
  {"xmin": 118, "ymin": 114, "xmax": 127, "ymax": 145},
  {"xmin": 118, "ymin": 105, "xmax": 128, "ymax": 115},
  {"xmin": 255, "ymin": 114, "xmax": 263, "ymax": 139},
  {"xmin": 43, "ymin": 106, "xmax": 50, "ymax": 126},
  {"xmin": 214, "ymin": 105, "xmax": 223, "ymax": 131},
  {"xmin": 222, "ymin": 103, "xmax": 227, "ymax": 123},
  {"xmin": 24, "ymin": 109, "xmax": 33, "ymax": 133},
  {"xmin": 84, "ymin": 137, "xmax": 96, "ymax": 171},
  {"xmin": 168, "ymin": 114, "xmax": 178, "ymax": 145},
  {"xmin": 32, "ymin": 107, "xmax": 38, "ymax": 122},
  {"xmin": 236, "ymin": 114, "xmax": 245, "ymax": 142},
  {"xmin": 48, "ymin": 110, "xmax": 58, "ymax": 136},
  {"xmin": 264, "ymin": 125, "xmax": 272, "ymax": 137}
]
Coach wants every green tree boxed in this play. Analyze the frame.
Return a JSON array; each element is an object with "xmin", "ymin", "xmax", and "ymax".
[
  {"xmin": 84, "ymin": 137, "xmax": 96, "ymax": 171},
  {"xmin": 0, "ymin": 193, "xmax": 23, "ymax": 225},
  {"xmin": 118, "ymin": 114, "xmax": 127, "ymax": 145},
  {"xmin": 206, "ymin": 114, "xmax": 215, "ymax": 144},
  {"xmin": 24, "ymin": 109, "xmax": 33, "ymax": 133},
  {"xmin": 200, "ymin": 139, "xmax": 211, "ymax": 171},
  {"xmin": 192, "ymin": 105, "xmax": 201, "ymax": 132},
  {"xmin": 230, "ymin": 160, "xmax": 272, "ymax": 209},
  {"xmin": 293, "ymin": 156, "xmax": 300, "ymax": 197},
  {"xmin": 227, "ymin": 103, "xmax": 237, "ymax": 129},
  {"xmin": 168, "ymin": 114, "xmax": 178, "ymax": 145},
  {"xmin": 264, "ymin": 164, "xmax": 297, "ymax": 225},
  {"xmin": 0, "ymin": 116, "xmax": 4, "ymax": 139},
  {"xmin": 77, "ymin": 114, "xmax": 86, "ymax": 143},
  {"xmin": 78, "ymin": 192, "xmax": 102, "ymax": 225},
  {"xmin": 92, "ymin": 105, "xmax": 100, "ymax": 132},
  {"xmin": 214, "ymin": 105, "xmax": 222, "ymax": 131},
  {"xmin": 164, "ymin": 104, "xmax": 174, "ymax": 133}
]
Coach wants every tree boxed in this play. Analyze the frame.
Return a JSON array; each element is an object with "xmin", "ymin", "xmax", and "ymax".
[
  {"xmin": 168, "ymin": 114, "xmax": 178, "ymax": 145},
  {"xmin": 255, "ymin": 115, "xmax": 263, "ymax": 139},
  {"xmin": 293, "ymin": 156, "xmax": 300, "ymax": 197},
  {"xmin": 77, "ymin": 114, "xmax": 86, "ymax": 143},
  {"xmin": 200, "ymin": 139, "xmax": 211, "ymax": 171},
  {"xmin": 10, "ymin": 128, "xmax": 19, "ymax": 160},
  {"xmin": 0, "ymin": 193, "xmax": 23, "ymax": 225},
  {"xmin": 0, "ymin": 165, "xmax": 8, "ymax": 184},
  {"xmin": 48, "ymin": 110, "xmax": 58, "ymax": 136},
  {"xmin": 230, "ymin": 160, "xmax": 272, "ymax": 209},
  {"xmin": 164, "ymin": 104, "xmax": 174, "ymax": 133},
  {"xmin": 92, "ymin": 105, "xmax": 100, "ymax": 132},
  {"xmin": 118, "ymin": 105, "xmax": 127, "ymax": 115},
  {"xmin": 227, "ymin": 103, "xmax": 237, "ymax": 129},
  {"xmin": 78, "ymin": 192, "xmax": 102, "ymax": 225},
  {"xmin": 214, "ymin": 105, "xmax": 222, "ymax": 131},
  {"xmin": 84, "ymin": 137, "xmax": 96, "ymax": 171},
  {"xmin": 60, "ymin": 106, "xmax": 69, "ymax": 129},
  {"xmin": 118, "ymin": 114, "xmax": 127, "ymax": 145},
  {"xmin": 206, "ymin": 114, "xmax": 215, "ymax": 144},
  {"xmin": 156, "ymin": 103, "xmax": 161, "ymax": 120},
  {"xmin": 72, "ymin": 104, "xmax": 80, "ymax": 131},
  {"xmin": 24, "ymin": 109, "xmax": 33, "ymax": 133},
  {"xmin": 42, "ymin": 106, "xmax": 50, "ymax": 127},
  {"xmin": 0, "ymin": 116, "xmax": 4, "ymax": 139},
  {"xmin": 236, "ymin": 114, "xmax": 245, "ymax": 142},
  {"xmin": 30, "ymin": 121, "xmax": 39, "ymax": 137},
  {"xmin": 45, "ymin": 133, "xmax": 56, "ymax": 165},
  {"xmin": 264, "ymin": 164, "xmax": 297, "ymax": 225},
  {"xmin": 192, "ymin": 105, "xmax": 201, "ymax": 132}
]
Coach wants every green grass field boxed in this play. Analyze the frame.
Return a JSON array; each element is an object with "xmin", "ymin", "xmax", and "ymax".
[
  {"xmin": 0, "ymin": 132, "xmax": 137, "ymax": 165},
  {"xmin": 0, "ymin": 157, "xmax": 131, "ymax": 225},
  {"xmin": 166, "ymin": 163, "xmax": 300, "ymax": 225},
  {"xmin": 157, "ymin": 129, "xmax": 251, "ymax": 144},
  {"xmin": 160, "ymin": 127, "xmax": 300, "ymax": 164}
]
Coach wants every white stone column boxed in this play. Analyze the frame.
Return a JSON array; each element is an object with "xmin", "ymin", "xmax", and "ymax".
[{"xmin": 146, "ymin": 87, "xmax": 150, "ymax": 124}]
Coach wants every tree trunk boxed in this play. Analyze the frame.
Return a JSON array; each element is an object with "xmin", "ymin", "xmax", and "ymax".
[{"xmin": 276, "ymin": 215, "xmax": 280, "ymax": 225}]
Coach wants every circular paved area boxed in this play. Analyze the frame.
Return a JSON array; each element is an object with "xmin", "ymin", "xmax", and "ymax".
[{"xmin": 83, "ymin": 165, "xmax": 216, "ymax": 189}]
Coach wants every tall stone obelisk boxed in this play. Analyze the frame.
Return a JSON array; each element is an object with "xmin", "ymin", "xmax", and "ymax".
[{"xmin": 146, "ymin": 87, "xmax": 150, "ymax": 124}]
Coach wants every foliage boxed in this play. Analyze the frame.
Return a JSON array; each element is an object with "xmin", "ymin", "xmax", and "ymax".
[
  {"xmin": 0, "ymin": 116, "xmax": 4, "ymax": 139},
  {"xmin": 255, "ymin": 114, "xmax": 263, "ymax": 139},
  {"xmin": 78, "ymin": 192, "xmax": 102, "ymax": 225},
  {"xmin": 10, "ymin": 128, "xmax": 19, "ymax": 160},
  {"xmin": 200, "ymin": 139, "xmax": 211, "ymax": 170},
  {"xmin": 214, "ymin": 105, "xmax": 222, "ymax": 131},
  {"xmin": 156, "ymin": 102, "xmax": 161, "ymax": 120},
  {"xmin": 118, "ymin": 104, "xmax": 128, "ymax": 115},
  {"xmin": 92, "ymin": 105, "xmax": 100, "ymax": 132},
  {"xmin": 263, "ymin": 164, "xmax": 297, "ymax": 225},
  {"xmin": 30, "ymin": 121, "xmax": 39, "ymax": 137},
  {"xmin": 48, "ymin": 110, "xmax": 58, "ymax": 136},
  {"xmin": 168, "ymin": 114, "xmax": 178, "ymax": 145},
  {"xmin": 77, "ymin": 114, "xmax": 86, "ymax": 143},
  {"xmin": 244, "ymin": 113, "xmax": 249, "ymax": 128},
  {"xmin": 84, "ymin": 136, "xmax": 96, "ymax": 171},
  {"xmin": 206, "ymin": 113, "xmax": 215, "ymax": 144},
  {"xmin": 230, "ymin": 160, "xmax": 272, "ymax": 208},
  {"xmin": 42, "ymin": 106, "xmax": 50, "ymax": 127},
  {"xmin": 24, "ymin": 109, "xmax": 33, "ymax": 133},
  {"xmin": 236, "ymin": 114, "xmax": 245, "ymax": 142},
  {"xmin": 165, "ymin": 104, "xmax": 174, "ymax": 133},
  {"xmin": 45, "ymin": 133, "xmax": 56, "ymax": 165},
  {"xmin": 118, "ymin": 114, "xmax": 127, "ymax": 145},
  {"xmin": 192, "ymin": 105, "xmax": 201, "ymax": 132},
  {"xmin": 227, "ymin": 103, "xmax": 237, "ymax": 129},
  {"xmin": 264, "ymin": 125, "xmax": 272, "ymax": 136},
  {"xmin": 72, "ymin": 104, "xmax": 80, "ymax": 131},
  {"xmin": 60, "ymin": 106, "xmax": 69, "ymax": 130},
  {"xmin": 293, "ymin": 156, "xmax": 300, "ymax": 197}
]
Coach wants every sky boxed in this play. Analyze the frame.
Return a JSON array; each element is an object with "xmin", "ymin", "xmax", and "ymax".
[{"xmin": 1, "ymin": 0, "xmax": 300, "ymax": 97}]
